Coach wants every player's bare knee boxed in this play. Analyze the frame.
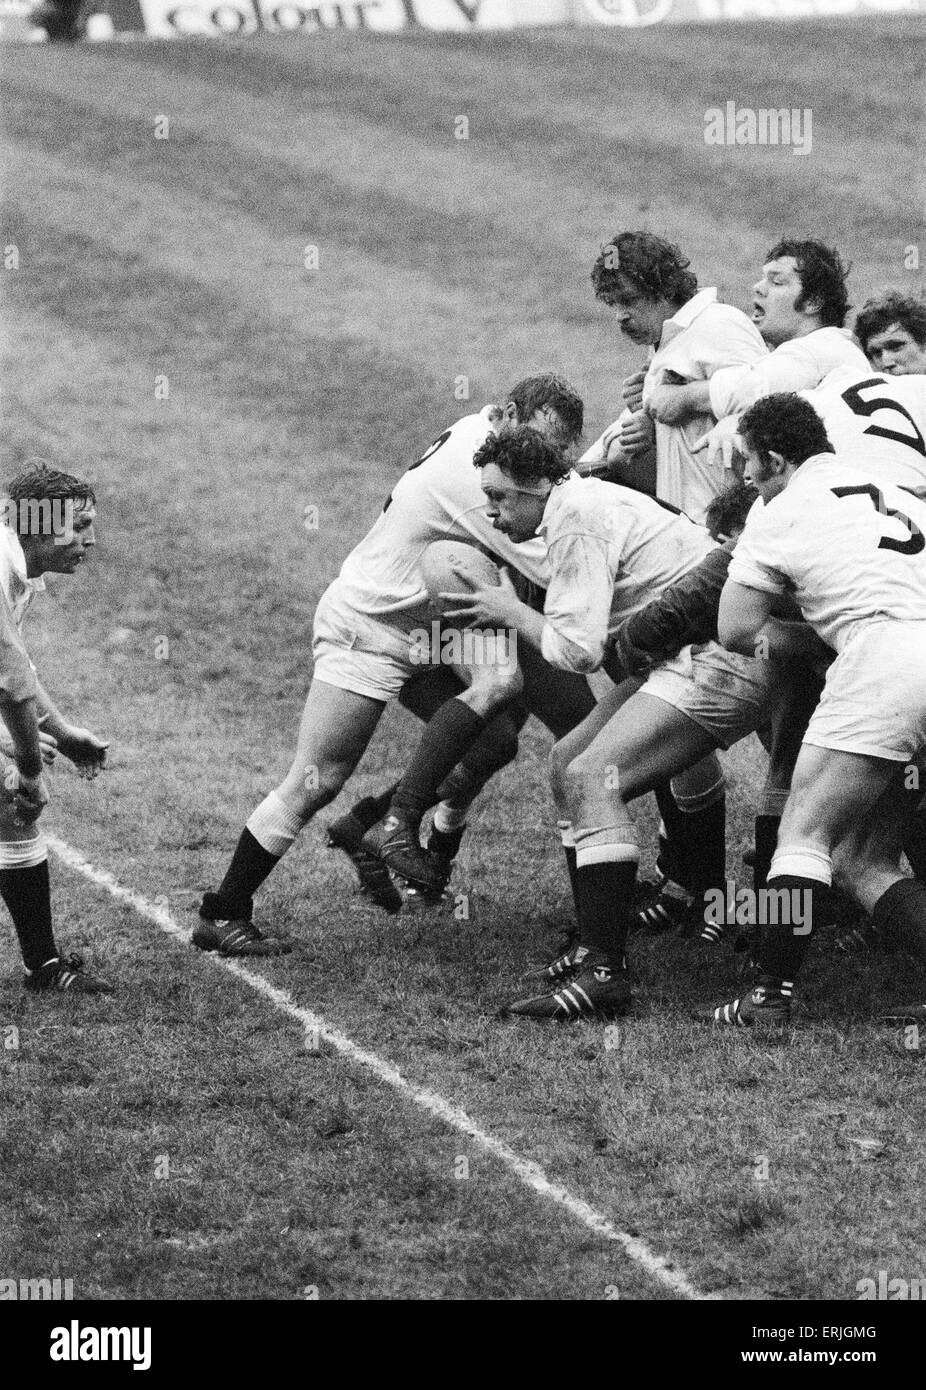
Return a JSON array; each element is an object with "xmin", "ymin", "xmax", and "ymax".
[
  {"xmin": 461, "ymin": 666, "xmax": 522, "ymax": 719},
  {"xmin": 281, "ymin": 760, "xmax": 348, "ymax": 814}
]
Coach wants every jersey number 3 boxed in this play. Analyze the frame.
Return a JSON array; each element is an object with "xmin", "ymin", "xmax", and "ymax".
[{"xmin": 831, "ymin": 483, "xmax": 925, "ymax": 555}]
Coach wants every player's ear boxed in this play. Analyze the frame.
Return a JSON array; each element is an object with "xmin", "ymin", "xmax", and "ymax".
[
  {"xmin": 768, "ymin": 449, "xmax": 788, "ymax": 475},
  {"xmin": 502, "ymin": 401, "xmax": 519, "ymax": 425}
]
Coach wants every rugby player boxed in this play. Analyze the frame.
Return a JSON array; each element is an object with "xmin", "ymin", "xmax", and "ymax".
[
  {"xmin": 423, "ymin": 428, "xmax": 775, "ymax": 1019},
  {"xmin": 662, "ymin": 239, "xmax": 864, "ymax": 471},
  {"xmin": 854, "ymin": 289, "xmax": 926, "ymax": 376},
  {"xmin": 582, "ymin": 230, "xmax": 767, "ymax": 523},
  {"xmin": 0, "ymin": 464, "xmax": 111, "ymax": 995},
  {"xmin": 712, "ymin": 393, "xmax": 926, "ymax": 1026},
  {"xmin": 197, "ymin": 376, "xmax": 594, "ymax": 953}
]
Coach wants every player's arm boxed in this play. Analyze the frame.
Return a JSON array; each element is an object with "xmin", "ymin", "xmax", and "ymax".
[
  {"xmin": 646, "ymin": 379, "xmax": 711, "ymax": 425},
  {"xmin": 33, "ymin": 678, "xmax": 108, "ymax": 778},
  {"xmin": 577, "ymin": 409, "xmax": 655, "ymax": 483},
  {"xmin": 538, "ymin": 531, "xmax": 616, "ymax": 674},
  {"xmin": 708, "ymin": 339, "xmax": 824, "ymax": 420},
  {"xmin": 0, "ymin": 587, "xmax": 48, "ymax": 816},
  {"xmin": 717, "ymin": 579, "xmax": 776, "ymax": 655},
  {"xmin": 604, "ymin": 545, "xmax": 732, "ymax": 680},
  {"xmin": 440, "ymin": 568, "xmax": 547, "ymax": 652}
]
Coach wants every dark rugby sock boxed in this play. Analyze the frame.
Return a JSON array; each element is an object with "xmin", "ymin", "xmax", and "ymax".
[
  {"xmin": 346, "ymin": 784, "xmax": 400, "ymax": 832},
  {"xmin": 870, "ymin": 877, "xmax": 926, "ymax": 960},
  {"xmin": 654, "ymin": 784, "xmax": 689, "ymax": 888},
  {"xmin": 1, "ymin": 862, "xmax": 57, "ymax": 973},
  {"xmin": 576, "ymin": 860, "xmax": 636, "ymax": 964},
  {"xmin": 563, "ymin": 845, "xmax": 580, "ymax": 917},
  {"xmin": 756, "ymin": 873, "xmax": 823, "ymax": 996},
  {"xmin": 655, "ymin": 787, "xmax": 726, "ymax": 897},
  {"xmin": 206, "ymin": 829, "xmax": 279, "ymax": 921},
  {"xmin": 391, "ymin": 699, "xmax": 487, "ymax": 826},
  {"xmin": 753, "ymin": 814, "xmax": 780, "ymax": 894},
  {"xmin": 428, "ymin": 824, "xmax": 466, "ymax": 860}
]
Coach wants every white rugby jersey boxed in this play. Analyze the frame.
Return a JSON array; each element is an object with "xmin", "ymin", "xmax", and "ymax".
[
  {"xmin": 0, "ymin": 524, "xmax": 43, "ymax": 630},
  {"xmin": 537, "ymin": 472, "xmax": 715, "ymax": 673},
  {"xmin": 641, "ymin": 288, "xmax": 767, "ymax": 524},
  {"xmin": 801, "ymin": 367, "xmax": 926, "ymax": 490},
  {"xmin": 729, "ymin": 453, "xmax": 926, "ymax": 653},
  {"xmin": 708, "ymin": 326, "xmax": 869, "ymax": 420},
  {"xmin": 331, "ymin": 407, "xmax": 550, "ymax": 633}
]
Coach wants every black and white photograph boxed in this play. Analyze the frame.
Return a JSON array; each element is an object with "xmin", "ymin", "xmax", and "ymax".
[{"xmin": 0, "ymin": 0, "xmax": 924, "ymax": 1333}]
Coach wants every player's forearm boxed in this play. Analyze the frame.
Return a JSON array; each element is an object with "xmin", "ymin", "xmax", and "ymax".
[
  {"xmin": 540, "ymin": 621, "xmax": 606, "ymax": 674},
  {"xmin": 33, "ymin": 680, "xmax": 71, "ymax": 741},
  {"xmin": 758, "ymin": 618, "xmax": 828, "ymax": 662},
  {"xmin": 0, "ymin": 695, "xmax": 43, "ymax": 778},
  {"xmin": 671, "ymin": 381, "xmax": 711, "ymax": 418},
  {"xmin": 503, "ymin": 600, "xmax": 546, "ymax": 654},
  {"xmin": 611, "ymin": 551, "xmax": 732, "ymax": 673}
]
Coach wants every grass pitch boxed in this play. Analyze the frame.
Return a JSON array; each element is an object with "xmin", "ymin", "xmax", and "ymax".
[{"xmin": 0, "ymin": 21, "xmax": 924, "ymax": 1300}]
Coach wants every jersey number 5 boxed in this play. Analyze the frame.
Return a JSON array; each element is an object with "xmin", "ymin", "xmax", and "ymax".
[
  {"xmin": 831, "ymin": 482, "xmax": 925, "ymax": 555},
  {"xmin": 841, "ymin": 378, "xmax": 926, "ymax": 458}
]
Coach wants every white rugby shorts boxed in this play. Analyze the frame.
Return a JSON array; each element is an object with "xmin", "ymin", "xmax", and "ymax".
[
  {"xmin": 639, "ymin": 641, "xmax": 776, "ymax": 749},
  {"xmin": 803, "ymin": 620, "xmax": 926, "ymax": 761}
]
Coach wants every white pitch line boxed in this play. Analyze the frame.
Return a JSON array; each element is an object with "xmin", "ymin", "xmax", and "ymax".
[{"xmin": 47, "ymin": 833, "xmax": 711, "ymax": 1301}]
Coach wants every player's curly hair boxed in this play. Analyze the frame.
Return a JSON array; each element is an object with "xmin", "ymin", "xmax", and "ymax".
[
  {"xmin": 591, "ymin": 232, "xmax": 698, "ymax": 309},
  {"xmin": 506, "ymin": 374, "xmax": 584, "ymax": 445},
  {"xmin": 473, "ymin": 425, "xmax": 571, "ymax": 488},
  {"xmin": 4, "ymin": 463, "xmax": 96, "ymax": 537},
  {"xmin": 738, "ymin": 393, "xmax": 834, "ymax": 469},
  {"xmin": 766, "ymin": 239, "xmax": 850, "ymax": 328},
  {"xmin": 704, "ymin": 479, "xmax": 758, "ymax": 542},
  {"xmin": 854, "ymin": 289, "xmax": 926, "ymax": 353}
]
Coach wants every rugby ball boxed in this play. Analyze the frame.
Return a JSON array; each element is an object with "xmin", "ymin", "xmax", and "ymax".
[{"xmin": 421, "ymin": 540, "xmax": 500, "ymax": 606}]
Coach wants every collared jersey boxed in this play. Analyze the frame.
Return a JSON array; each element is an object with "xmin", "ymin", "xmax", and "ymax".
[
  {"xmin": 641, "ymin": 287, "xmax": 767, "ymax": 523},
  {"xmin": 801, "ymin": 367, "xmax": 926, "ymax": 490},
  {"xmin": 536, "ymin": 472, "xmax": 715, "ymax": 673},
  {"xmin": 708, "ymin": 326, "xmax": 869, "ymax": 420},
  {"xmin": 0, "ymin": 524, "xmax": 42, "ymax": 702},
  {"xmin": 729, "ymin": 454, "xmax": 926, "ymax": 653},
  {"xmin": 330, "ymin": 407, "xmax": 551, "ymax": 633}
]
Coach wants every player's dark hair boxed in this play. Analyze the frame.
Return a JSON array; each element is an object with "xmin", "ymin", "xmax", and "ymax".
[
  {"xmin": 704, "ymin": 479, "xmax": 758, "ymax": 542},
  {"xmin": 4, "ymin": 463, "xmax": 96, "ymax": 537},
  {"xmin": 765, "ymin": 239, "xmax": 850, "ymax": 328},
  {"xmin": 473, "ymin": 425, "xmax": 571, "ymax": 488},
  {"xmin": 854, "ymin": 289, "xmax": 926, "ymax": 352},
  {"xmin": 591, "ymin": 232, "xmax": 698, "ymax": 309},
  {"xmin": 506, "ymin": 374, "xmax": 584, "ymax": 444},
  {"xmin": 738, "ymin": 393, "xmax": 834, "ymax": 469}
]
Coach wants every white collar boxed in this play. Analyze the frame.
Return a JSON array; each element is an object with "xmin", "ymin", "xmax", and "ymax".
[{"xmin": 658, "ymin": 286, "xmax": 718, "ymax": 347}]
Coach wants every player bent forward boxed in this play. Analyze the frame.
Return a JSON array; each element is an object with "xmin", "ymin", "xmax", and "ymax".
[
  {"xmin": 714, "ymin": 393, "xmax": 926, "ymax": 1026},
  {"xmin": 197, "ymin": 376, "xmax": 591, "ymax": 953},
  {"xmin": 437, "ymin": 431, "xmax": 768, "ymax": 1020}
]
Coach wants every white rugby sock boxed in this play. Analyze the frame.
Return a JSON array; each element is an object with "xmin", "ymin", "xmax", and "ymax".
[
  {"xmin": 433, "ymin": 802, "xmax": 468, "ymax": 834},
  {"xmin": 246, "ymin": 791, "xmax": 306, "ymax": 858},
  {"xmin": 0, "ymin": 834, "xmax": 47, "ymax": 869},
  {"xmin": 770, "ymin": 845, "xmax": 832, "ymax": 886}
]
